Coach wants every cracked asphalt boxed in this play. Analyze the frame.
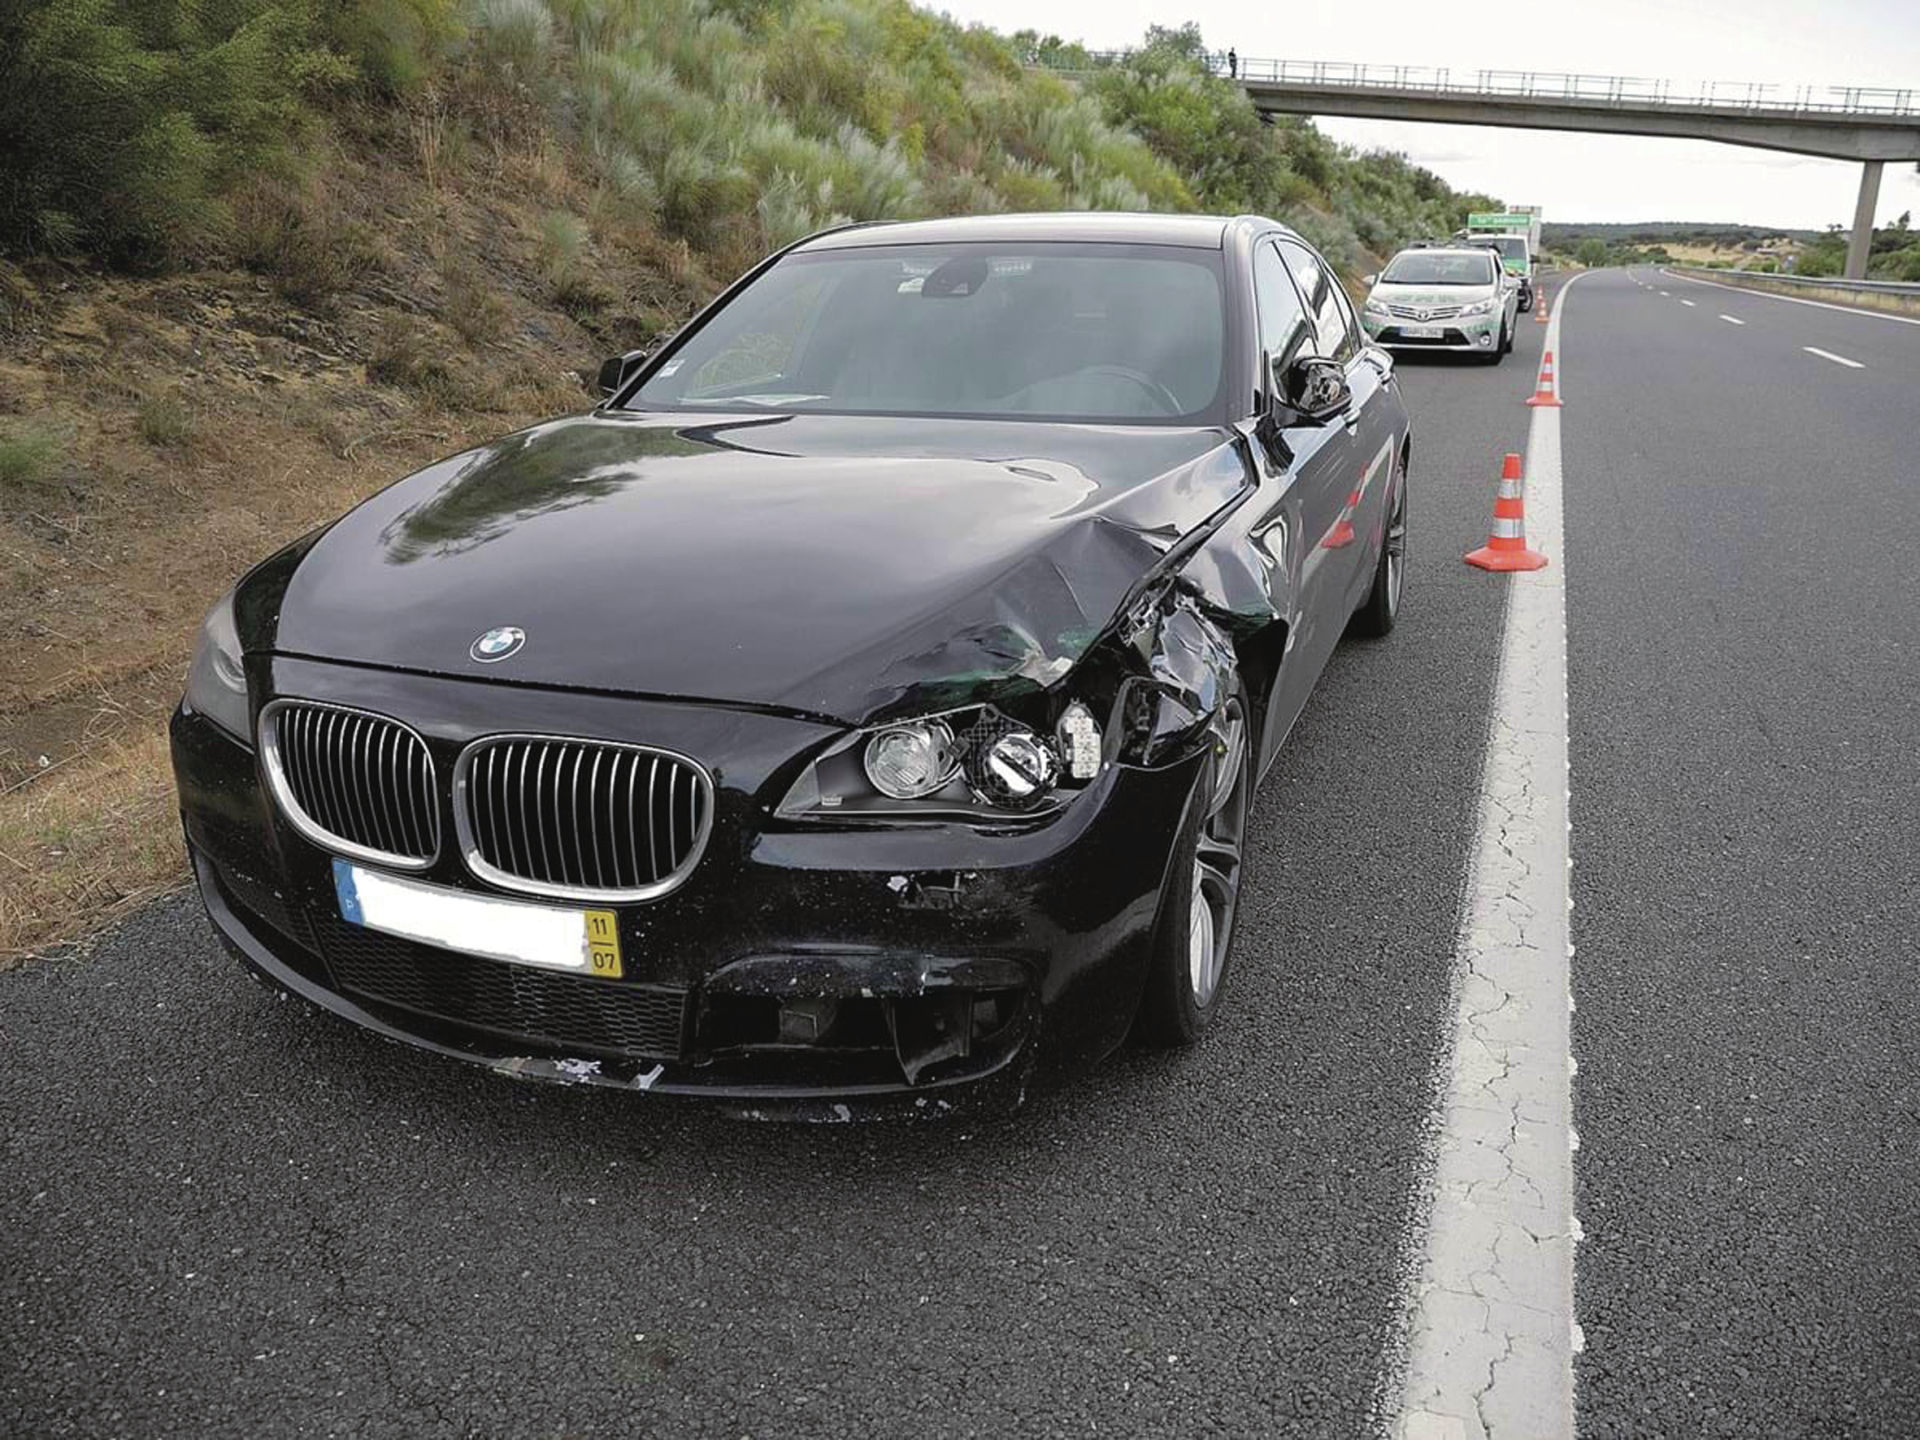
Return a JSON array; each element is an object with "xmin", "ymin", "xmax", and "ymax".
[{"xmin": 3, "ymin": 326, "xmax": 1529, "ymax": 1439}]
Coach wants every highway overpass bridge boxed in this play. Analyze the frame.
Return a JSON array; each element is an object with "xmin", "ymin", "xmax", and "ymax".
[{"xmin": 1040, "ymin": 54, "xmax": 1920, "ymax": 278}]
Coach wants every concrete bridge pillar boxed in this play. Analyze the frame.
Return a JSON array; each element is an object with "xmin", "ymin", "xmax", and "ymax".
[{"xmin": 1845, "ymin": 160, "xmax": 1884, "ymax": 280}]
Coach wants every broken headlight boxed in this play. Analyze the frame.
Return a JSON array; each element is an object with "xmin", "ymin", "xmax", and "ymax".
[
  {"xmin": 779, "ymin": 696, "xmax": 1109, "ymax": 822},
  {"xmin": 863, "ymin": 720, "xmax": 961, "ymax": 800}
]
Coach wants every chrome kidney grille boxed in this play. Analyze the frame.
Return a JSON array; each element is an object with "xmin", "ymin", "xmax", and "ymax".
[
  {"xmin": 260, "ymin": 701, "xmax": 439, "ymax": 869},
  {"xmin": 455, "ymin": 737, "xmax": 712, "ymax": 902}
]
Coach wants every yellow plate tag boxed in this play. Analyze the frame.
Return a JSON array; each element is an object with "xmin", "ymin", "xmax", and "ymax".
[{"xmin": 585, "ymin": 909, "xmax": 623, "ymax": 978}]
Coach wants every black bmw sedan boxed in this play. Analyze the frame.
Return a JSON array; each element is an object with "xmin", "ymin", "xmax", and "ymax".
[{"xmin": 171, "ymin": 213, "xmax": 1411, "ymax": 1117}]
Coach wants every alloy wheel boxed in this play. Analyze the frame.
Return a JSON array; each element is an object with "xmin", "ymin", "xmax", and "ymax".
[
  {"xmin": 1189, "ymin": 696, "xmax": 1248, "ymax": 1006},
  {"xmin": 1385, "ymin": 470, "xmax": 1408, "ymax": 617}
]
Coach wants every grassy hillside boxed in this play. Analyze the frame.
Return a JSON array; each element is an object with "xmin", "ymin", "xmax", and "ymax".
[
  {"xmin": 2, "ymin": 3, "xmax": 1501, "ymax": 286},
  {"xmin": 0, "ymin": 0, "xmax": 1502, "ymax": 962}
]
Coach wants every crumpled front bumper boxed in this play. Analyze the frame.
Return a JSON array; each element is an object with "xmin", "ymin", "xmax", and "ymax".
[{"xmin": 171, "ymin": 657, "xmax": 1206, "ymax": 1117}]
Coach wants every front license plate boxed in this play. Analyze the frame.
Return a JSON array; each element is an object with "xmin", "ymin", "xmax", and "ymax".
[
  {"xmin": 333, "ymin": 859, "xmax": 623, "ymax": 978},
  {"xmin": 1401, "ymin": 324, "xmax": 1443, "ymax": 338}
]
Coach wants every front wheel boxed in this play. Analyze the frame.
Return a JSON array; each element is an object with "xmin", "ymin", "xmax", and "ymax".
[
  {"xmin": 1133, "ymin": 688, "xmax": 1250, "ymax": 1048},
  {"xmin": 1481, "ymin": 324, "xmax": 1506, "ymax": 365},
  {"xmin": 1350, "ymin": 451, "xmax": 1407, "ymax": 639}
]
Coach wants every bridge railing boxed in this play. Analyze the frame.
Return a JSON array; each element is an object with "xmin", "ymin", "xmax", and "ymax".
[{"xmin": 1030, "ymin": 51, "xmax": 1917, "ymax": 117}]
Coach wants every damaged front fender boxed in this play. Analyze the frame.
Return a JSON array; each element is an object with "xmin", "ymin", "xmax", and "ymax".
[{"xmin": 1128, "ymin": 592, "xmax": 1242, "ymax": 763}]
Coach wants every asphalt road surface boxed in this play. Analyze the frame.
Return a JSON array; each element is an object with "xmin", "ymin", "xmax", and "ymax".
[
  {"xmin": 5, "ymin": 272, "xmax": 1916, "ymax": 1438},
  {"xmin": 1568, "ymin": 268, "xmax": 1920, "ymax": 1437}
]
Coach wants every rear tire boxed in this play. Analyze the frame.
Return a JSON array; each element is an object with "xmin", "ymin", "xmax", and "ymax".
[
  {"xmin": 1133, "ymin": 687, "xmax": 1250, "ymax": 1048},
  {"xmin": 1350, "ymin": 449, "xmax": 1407, "ymax": 639}
]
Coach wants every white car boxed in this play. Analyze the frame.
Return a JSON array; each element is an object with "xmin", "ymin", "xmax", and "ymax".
[{"xmin": 1359, "ymin": 247, "xmax": 1518, "ymax": 365}]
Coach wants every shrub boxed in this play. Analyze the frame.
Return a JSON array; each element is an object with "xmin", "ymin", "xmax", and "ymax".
[
  {"xmin": 440, "ymin": 255, "xmax": 512, "ymax": 344},
  {"xmin": 0, "ymin": 424, "xmax": 61, "ymax": 489},
  {"xmin": 0, "ymin": 1, "xmax": 456, "ymax": 262},
  {"xmin": 135, "ymin": 395, "xmax": 196, "ymax": 448},
  {"xmin": 325, "ymin": 0, "xmax": 465, "ymax": 96},
  {"xmin": 537, "ymin": 210, "xmax": 590, "ymax": 289},
  {"xmin": 229, "ymin": 176, "xmax": 382, "ymax": 307},
  {"xmin": 464, "ymin": 0, "xmax": 555, "ymax": 87},
  {"xmin": 367, "ymin": 314, "xmax": 463, "ymax": 404}
]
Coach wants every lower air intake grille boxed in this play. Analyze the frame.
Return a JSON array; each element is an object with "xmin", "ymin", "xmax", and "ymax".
[
  {"xmin": 456, "ymin": 736, "xmax": 711, "ymax": 901},
  {"xmin": 316, "ymin": 916, "xmax": 688, "ymax": 1059}
]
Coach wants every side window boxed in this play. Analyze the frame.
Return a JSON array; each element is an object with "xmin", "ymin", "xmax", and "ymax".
[
  {"xmin": 1328, "ymin": 281, "xmax": 1363, "ymax": 352},
  {"xmin": 1252, "ymin": 240, "xmax": 1316, "ymax": 388},
  {"xmin": 1278, "ymin": 239, "xmax": 1359, "ymax": 365}
]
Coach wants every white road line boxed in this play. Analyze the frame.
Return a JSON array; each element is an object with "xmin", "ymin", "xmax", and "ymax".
[
  {"xmin": 1391, "ymin": 276, "xmax": 1584, "ymax": 1440},
  {"xmin": 1679, "ymin": 299, "xmax": 1696, "ymax": 307},
  {"xmin": 1657, "ymin": 289, "xmax": 1670, "ymax": 296},
  {"xmin": 1662, "ymin": 266, "xmax": 1920, "ymax": 328},
  {"xmin": 1720, "ymin": 315, "xmax": 1745, "ymax": 325},
  {"xmin": 1804, "ymin": 345, "xmax": 1865, "ymax": 368}
]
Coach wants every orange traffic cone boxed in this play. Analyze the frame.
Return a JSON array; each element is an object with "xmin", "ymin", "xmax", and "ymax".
[
  {"xmin": 1465, "ymin": 453, "xmax": 1549, "ymax": 572},
  {"xmin": 1525, "ymin": 349, "xmax": 1562, "ymax": 407},
  {"xmin": 1534, "ymin": 285, "xmax": 1549, "ymax": 323}
]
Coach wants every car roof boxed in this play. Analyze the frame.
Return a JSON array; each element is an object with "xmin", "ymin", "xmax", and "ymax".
[
  {"xmin": 797, "ymin": 212, "xmax": 1236, "ymax": 252},
  {"xmin": 1392, "ymin": 246, "xmax": 1500, "ymax": 261}
]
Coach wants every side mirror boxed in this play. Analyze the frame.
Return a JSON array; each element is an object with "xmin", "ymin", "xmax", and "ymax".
[
  {"xmin": 1272, "ymin": 355, "xmax": 1352, "ymax": 426},
  {"xmin": 596, "ymin": 347, "xmax": 651, "ymax": 399},
  {"xmin": 1363, "ymin": 273, "xmax": 1378, "ymax": 287}
]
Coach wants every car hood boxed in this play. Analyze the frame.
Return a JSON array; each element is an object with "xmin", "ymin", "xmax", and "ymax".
[
  {"xmin": 249, "ymin": 410, "xmax": 1248, "ymax": 725},
  {"xmin": 1369, "ymin": 282, "xmax": 1500, "ymax": 309}
]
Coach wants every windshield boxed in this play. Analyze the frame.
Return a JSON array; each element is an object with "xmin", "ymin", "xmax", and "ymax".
[
  {"xmin": 1490, "ymin": 237, "xmax": 1528, "ymax": 263},
  {"xmin": 630, "ymin": 242, "xmax": 1227, "ymax": 424},
  {"xmin": 1381, "ymin": 252, "xmax": 1498, "ymax": 286}
]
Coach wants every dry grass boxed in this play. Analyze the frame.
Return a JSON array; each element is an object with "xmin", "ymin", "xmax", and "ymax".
[
  {"xmin": 229, "ymin": 171, "xmax": 389, "ymax": 310},
  {"xmin": 0, "ymin": 92, "xmax": 729, "ymax": 966},
  {"xmin": 0, "ymin": 422, "xmax": 61, "ymax": 488},
  {"xmin": 135, "ymin": 393, "xmax": 197, "ymax": 448},
  {"xmin": 0, "ymin": 734, "xmax": 180, "ymax": 967}
]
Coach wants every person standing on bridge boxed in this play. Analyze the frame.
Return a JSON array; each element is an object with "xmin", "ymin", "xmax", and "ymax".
[{"xmin": 1227, "ymin": 47, "xmax": 1237, "ymax": 78}]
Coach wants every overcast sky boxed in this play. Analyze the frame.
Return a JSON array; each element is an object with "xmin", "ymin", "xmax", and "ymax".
[{"xmin": 934, "ymin": 0, "xmax": 1920, "ymax": 230}]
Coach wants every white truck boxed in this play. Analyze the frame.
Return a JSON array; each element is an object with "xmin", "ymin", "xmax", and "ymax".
[{"xmin": 1463, "ymin": 209, "xmax": 1543, "ymax": 311}]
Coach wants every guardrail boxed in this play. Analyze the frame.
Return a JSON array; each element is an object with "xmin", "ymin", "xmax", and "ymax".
[
  {"xmin": 1663, "ymin": 264, "xmax": 1920, "ymax": 316},
  {"xmin": 1028, "ymin": 51, "xmax": 1920, "ymax": 118},
  {"xmin": 1665, "ymin": 264, "xmax": 1920, "ymax": 294}
]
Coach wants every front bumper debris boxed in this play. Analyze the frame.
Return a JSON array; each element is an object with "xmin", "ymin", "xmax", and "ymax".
[{"xmin": 171, "ymin": 658, "xmax": 1207, "ymax": 1116}]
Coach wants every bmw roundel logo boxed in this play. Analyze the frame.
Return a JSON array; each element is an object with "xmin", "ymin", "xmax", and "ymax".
[{"xmin": 470, "ymin": 626, "xmax": 526, "ymax": 663}]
